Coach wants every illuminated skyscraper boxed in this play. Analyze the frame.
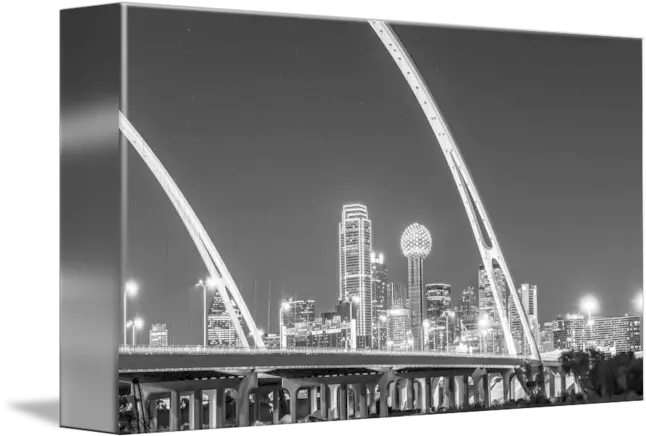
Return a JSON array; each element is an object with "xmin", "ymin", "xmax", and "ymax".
[
  {"xmin": 388, "ymin": 282, "xmax": 408, "ymax": 310},
  {"xmin": 509, "ymin": 283, "xmax": 539, "ymax": 355},
  {"xmin": 280, "ymin": 299, "xmax": 316, "ymax": 328},
  {"xmin": 425, "ymin": 283, "xmax": 451, "ymax": 350},
  {"xmin": 339, "ymin": 204, "xmax": 372, "ymax": 348},
  {"xmin": 401, "ymin": 223, "xmax": 432, "ymax": 351},
  {"xmin": 148, "ymin": 323, "xmax": 168, "ymax": 347},
  {"xmin": 478, "ymin": 264, "xmax": 507, "ymax": 354},
  {"xmin": 458, "ymin": 286, "xmax": 479, "ymax": 324},
  {"xmin": 371, "ymin": 252, "xmax": 388, "ymax": 349},
  {"xmin": 208, "ymin": 293, "xmax": 244, "ymax": 347}
]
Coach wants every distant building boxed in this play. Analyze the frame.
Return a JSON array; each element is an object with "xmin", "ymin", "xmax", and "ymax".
[
  {"xmin": 280, "ymin": 299, "xmax": 315, "ymax": 328},
  {"xmin": 508, "ymin": 283, "xmax": 540, "ymax": 354},
  {"xmin": 371, "ymin": 252, "xmax": 388, "ymax": 349},
  {"xmin": 339, "ymin": 204, "xmax": 373, "ymax": 348},
  {"xmin": 425, "ymin": 283, "xmax": 452, "ymax": 351},
  {"xmin": 149, "ymin": 323, "xmax": 168, "ymax": 347},
  {"xmin": 590, "ymin": 315, "xmax": 641, "ymax": 353},
  {"xmin": 284, "ymin": 316, "xmax": 351, "ymax": 349},
  {"xmin": 388, "ymin": 282, "xmax": 408, "ymax": 310},
  {"xmin": 321, "ymin": 311, "xmax": 337, "ymax": 323},
  {"xmin": 478, "ymin": 264, "xmax": 508, "ymax": 354},
  {"xmin": 458, "ymin": 285, "xmax": 479, "ymax": 324},
  {"xmin": 386, "ymin": 308, "xmax": 411, "ymax": 351},
  {"xmin": 541, "ymin": 321, "xmax": 555, "ymax": 352},
  {"xmin": 552, "ymin": 313, "xmax": 589, "ymax": 350},
  {"xmin": 208, "ymin": 294, "xmax": 244, "ymax": 347},
  {"xmin": 264, "ymin": 333, "xmax": 281, "ymax": 349}
]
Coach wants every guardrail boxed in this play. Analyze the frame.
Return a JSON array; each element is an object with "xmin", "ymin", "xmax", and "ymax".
[{"xmin": 119, "ymin": 345, "xmax": 534, "ymax": 360}]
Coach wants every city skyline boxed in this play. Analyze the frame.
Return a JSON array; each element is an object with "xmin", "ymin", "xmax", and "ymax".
[{"xmin": 124, "ymin": 7, "xmax": 641, "ymax": 346}]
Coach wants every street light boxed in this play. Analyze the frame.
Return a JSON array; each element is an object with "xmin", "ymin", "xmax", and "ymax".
[
  {"xmin": 127, "ymin": 316, "xmax": 144, "ymax": 346},
  {"xmin": 580, "ymin": 295, "xmax": 599, "ymax": 349},
  {"xmin": 348, "ymin": 296, "xmax": 360, "ymax": 350},
  {"xmin": 279, "ymin": 301, "xmax": 290, "ymax": 348},
  {"xmin": 123, "ymin": 280, "xmax": 139, "ymax": 345},
  {"xmin": 196, "ymin": 277, "xmax": 218, "ymax": 347}
]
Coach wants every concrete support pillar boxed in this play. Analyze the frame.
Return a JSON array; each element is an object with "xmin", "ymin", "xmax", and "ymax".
[
  {"xmin": 482, "ymin": 372, "xmax": 490, "ymax": 408},
  {"xmin": 462, "ymin": 375, "xmax": 470, "ymax": 407},
  {"xmin": 169, "ymin": 390, "xmax": 180, "ymax": 432},
  {"xmin": 472, "ymin": 376, "xmax": 481, "ymax": 405},
  {"xmin": 378, "ymin": 371, "xmax": 396, "ymax": 418},
  {"xmin": 252, "ymin": 390, "xmax": 261, "ymax": 424},
  {"xmin": 338, "ymin": 385, "xmax": 348, "ymax": 420},
  {"xmin": 430, "ymin": 378, "xmax": 440, "ymax": 411},
  {"xmin": 320, "ymin": 385, "xmax": 328, "ymax": 419},
  {"xmin": 423, "ymin": 378, "xmax": 432, "ymax": 413},
  {"xmin": 502, "ymin": 370, "xmax": 512, "ymax": 403},
  {"xmin": 235, "ymin": 372, "xmax": 258, "ymax": 427},
  {"xmin": 358, "ymin": 383, "xmax": 367, "ymax": 418},
  {"xmin": 208, "ymin": 389, "xmax": 226, "ymax": 429},
  {"xmin": 367, "ymin": 383, "xmax": 377, "ymax": 415},
  {"xmin": 560, "ymin": 370, "xmax": 567, "ymax": 395},
  {"xmin": 189, "ymin": 390, "xmax": 203, "ymax": 430},
  {"xmin": 405, "ymin": 379, "xmax": 414, "ymax": 410},
  {"xmin": 548, "ymin": 371, "xmax": 556, "ymax": 399},
  {"xmin": 271, "ymin": 388, "xmax": 280, "ymax": 425},
  {"xmin": 288, "ymin": 388, "xmax": 299, "ymax": 423},
  {"xmin": 309, "ymin": 386, "xmax": 318, "ymax": 414},
  {"xmin": 447, "ymin": 377, "xmax": 456, "ymax": 409},
  {"xmin": 329, "ymin": 385, "xmax": 339, "ymax": 420},
  {"xmin": 147, "ymin": 397, "xmax": 158, "ymax": 431},
  {"xmin": 438, "ymin": 382, "xmax": 445, "ymax": 408},
  {"xmin": 389, "ymin": 382, "xmax": 397, "ymax": 409}
]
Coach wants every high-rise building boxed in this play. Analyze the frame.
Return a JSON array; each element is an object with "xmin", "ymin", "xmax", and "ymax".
[
  {"xmin": 388, "ymin": 282, "xmax": 408, "ymax": 309},
  {"xmin": 371, "ymin": 252, "xmax": 388, "ymax": 349},
  {"xmin": 590, "ymin": 315, "xmax": 641, "ymax": 353},
  {"xmin": 284, "ymin": 316, "xmax": 351, "ymax": 349},
  {"xmin": 458, "ymin": 286, "xmax": 479, "ymax": 324},
  {"xmin": 425, "ymin": 283, "xmax": 451, "ymax": 351},
  {"xmin": 552, "ymin": 313, "xmax": 588, "ymax": 350},
  {"xmin": 339, "ymin": 204, "xmax": 372, "ymax": 348},
  {"xmin": 508, "ymin": 284, "xmax": 540, "ymax": 355},
  {"xmin": 541, "ymin": 321, "xmax": 555, "ymax": 352},
  {"xmin": 478, "ymin": 264, "xmax": 508, "ymax": 354},
  {"xmin": 386, "ymin": 308, "xmax": 412, "ymax": 351},
  {"xmin": 149, "ymin": 323, "xmax": 169, "ymax": 347},
  {"xmin": 208, "ymin": 293, "xmax": 243, "ymax": 347},
  {"xmin": 280, "ymin": 299, "xmax": 315, "ymax": 329},
  {"xmin": 401, "ymin": 223, "xmax": 432, "ymax": 351}
]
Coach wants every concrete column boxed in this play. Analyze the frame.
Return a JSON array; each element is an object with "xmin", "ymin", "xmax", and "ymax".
[
  {"xmin": 472, "ymin": 376, "xmax": 481, "ymax": 405},
  {"xmin": 560, "ymin": 370, "xmax": 567, "ymax": 395},
  {"xmin": 430, "ymin": 378, "xmax": 440, "ymax": 411},
  {"xmin": 289, "ymin": 388, "xmax": 299, "ymax": 423},
  {"xmin": 252, "ymin": 390, "xmax": 261, "ymax": 424},
  {"xmin": 147, "ymin": 397, "xmax": 158, "ymax": 431},
  {"xmin": 378, "ymin": 371, "xmax": 396, "ymax": 418},
  {"xmin": 169, "ymin": 390, "xmax": 180, "ymax": 432},
  {"xmin": 208, "ymin": 389, "xmax": 226, "ymax": 429},
  {"xmin": 438, "ymin": 381, "xmax": 445, "ymax": 408},
  {"xmin": 271, "ymin": 388, "xmax": 280, "ymax": 425},
  {"xmin": 462, "ymin": 375, "xmax": 470, "ymax": 407},
  {"xmin": 447, "ymin": 377, "xmax": 456, "ymax": 409},
  {"xmin": 339, "ymin": 385, "xmax": 348, "ymax": 420},
  {"xmin": 309, "ymin": 386, "xmax": 318, "ymax": 414},
  {"xmin": 189, "ymin": 390, "xmax": 203, "ymax": 430},
  {"xmin": 329, "ymin": 385, "xmax": 339, "ymax": 420},
  {"xmin": 502, "ymin": 370, "xmax": 513, "ymax": 403},
  {"xmin": 319, "ymin": 384, "xmax": 328, "ymax": 419},
  {"xmin": 482, "ymin": 372, "xmax": 490, "ymax": 408},
  {"xmin": 235, "ymin": 372, "xmax": 258, "ymax": 427},
  {"xmin": 423, "ymin": 378, "xmax": 432, "ymax": 413},
  {"xmin": 405, "ymin": 379, "xmax": 414, "ymax": 410},
  {"xmin": 389, "ymin": 382, "xmax": 397, "ymax": 409},
  {"xmin": 367, "ymin": 383, "xmax": 377, "ymax": 415},
  {"xmin": 548, "ymin": 371, "xmax": 556, "ymax": 399},
  {"xmin": 358, "ymin": 383, "xmax": 367, "ymax": 418}
]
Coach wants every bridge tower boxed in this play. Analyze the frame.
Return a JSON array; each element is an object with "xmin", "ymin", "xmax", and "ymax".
[{"xmin": 368, "ymin": 21, "xmax": 541, "ymax": 360}]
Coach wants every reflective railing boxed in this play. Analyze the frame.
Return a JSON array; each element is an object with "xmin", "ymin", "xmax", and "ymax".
[{"xmin": 118, "ymin": 344, "xmax": 534, "ymax": 360}]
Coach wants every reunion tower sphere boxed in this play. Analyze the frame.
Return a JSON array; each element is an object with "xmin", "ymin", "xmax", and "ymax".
[{"xmin": 401, "ymin": 223, "xmax": 432, "ymax": 259}]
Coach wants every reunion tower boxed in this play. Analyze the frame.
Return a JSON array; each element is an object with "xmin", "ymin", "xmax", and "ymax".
[{"xmin": 401, "ymin": 223, "xmax": 432, "ymax": 351}]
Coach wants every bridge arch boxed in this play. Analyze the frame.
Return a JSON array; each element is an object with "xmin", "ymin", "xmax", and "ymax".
[{"xmin": 368, "ymin": 21, "xmax": 540, "ymax": 360}]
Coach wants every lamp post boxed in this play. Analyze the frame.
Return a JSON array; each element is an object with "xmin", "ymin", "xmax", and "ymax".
[
  {"xmin": 580, "ymin": 296, "xmax": 599, "ymax": 350},
  {"xmin": 348, "ymin": 296, "xmax": 360, "ymax": 350},
  {"xmin": 123, "ymin": 280, "xmax": 139, "ymax": 345},
  {"xmin": 127, "ymin": 316, "xmax": 144, "ymax": 346},
  {"xmin": 196, "ymin": 277, "xmax": 218, "ymax": 347},
  {"xmin": 279, "ymin": 301, "xmax": 290, "ymax": 349},
  {"xmin": 442, "ymin": 310, "xmax": 456, "ymax": 352}
]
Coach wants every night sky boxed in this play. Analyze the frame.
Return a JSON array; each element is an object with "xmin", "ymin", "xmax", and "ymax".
[{"xmin": 124, "ymin": 6, "xmax": 641, "ymax": 346}]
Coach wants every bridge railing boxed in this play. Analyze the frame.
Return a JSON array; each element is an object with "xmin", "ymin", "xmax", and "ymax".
[{"xmin": 119, "ymin": 345, "xmax": 534, "ymax": 360}]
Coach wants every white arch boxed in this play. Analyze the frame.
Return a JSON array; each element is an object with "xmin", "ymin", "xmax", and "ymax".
[
  {"xmin": 119, "ymin": 112, "xmax": 264, "ymax": 349},
  {"xmin": 369, "ymin": 21, "xmax": 540, "ymax": 360}
]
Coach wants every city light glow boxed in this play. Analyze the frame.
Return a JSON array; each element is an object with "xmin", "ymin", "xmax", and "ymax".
[
  {"xmin": 125, "ymin": 280, "xmax": 139, "ymax": 296},
  {"xmin": 580, "ymin": 295, "xmax": 599, "ymax": 317},
  {"xmin": 400, "ymin": 223, "xmax": 432, "ymax": 259}
]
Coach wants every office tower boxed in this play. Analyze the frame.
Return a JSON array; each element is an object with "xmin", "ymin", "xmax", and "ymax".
[
  {"xmin": 508, "ymin": 284, "xmax": 540, "ymax": 355},
  {"xmin": 458, "ymin": 286, "xmax": 479, "ymax": 323},
  {"xmin": 280, "ymin": 299, "xmax": 316, "ymax": 329},
  {"xmin": 285, "ymin": 316, "xmax": 351, "ymax": 349},
  {"xmin": 208, "ymin": 293, "xmax": 244, "ymax": 347},
  {"xmin": 425, "ymin": 283, "xmax": 451, "ymax": 351},
  {"xmin": 148, "ymin": 323, "xmax": 168, "ymax": 347},
  {"xmin": 401, "ymin": 223, "xmax": 432, "ymax": 351},
  {"xmin": 552, "ymin": 313, "xmax": 588, "ymax": 350},
  {"xmin": 388, "ymin": 282, "xmax": 408, "ymax": 309},
  {"xmin": 386, "ymin": 308, "xmax": 412, "ymax": 351},
  {"xmin": 589, "ymin": 315, "xmax": 641, "ymax": 353},
  {"xmin": 371, "ymin": 252, "xmax": 388, "ymax": 349},
  {"xmin": 339, "ymin": 204, "xmax": 373, "ymax": 348},
  {"xmin": 478, "ymin": 264, "xmax": 508, "ymax": 354},
  {"xmin": 541, "ymin": 321, "xmax": 555, "ymax": 352}
]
